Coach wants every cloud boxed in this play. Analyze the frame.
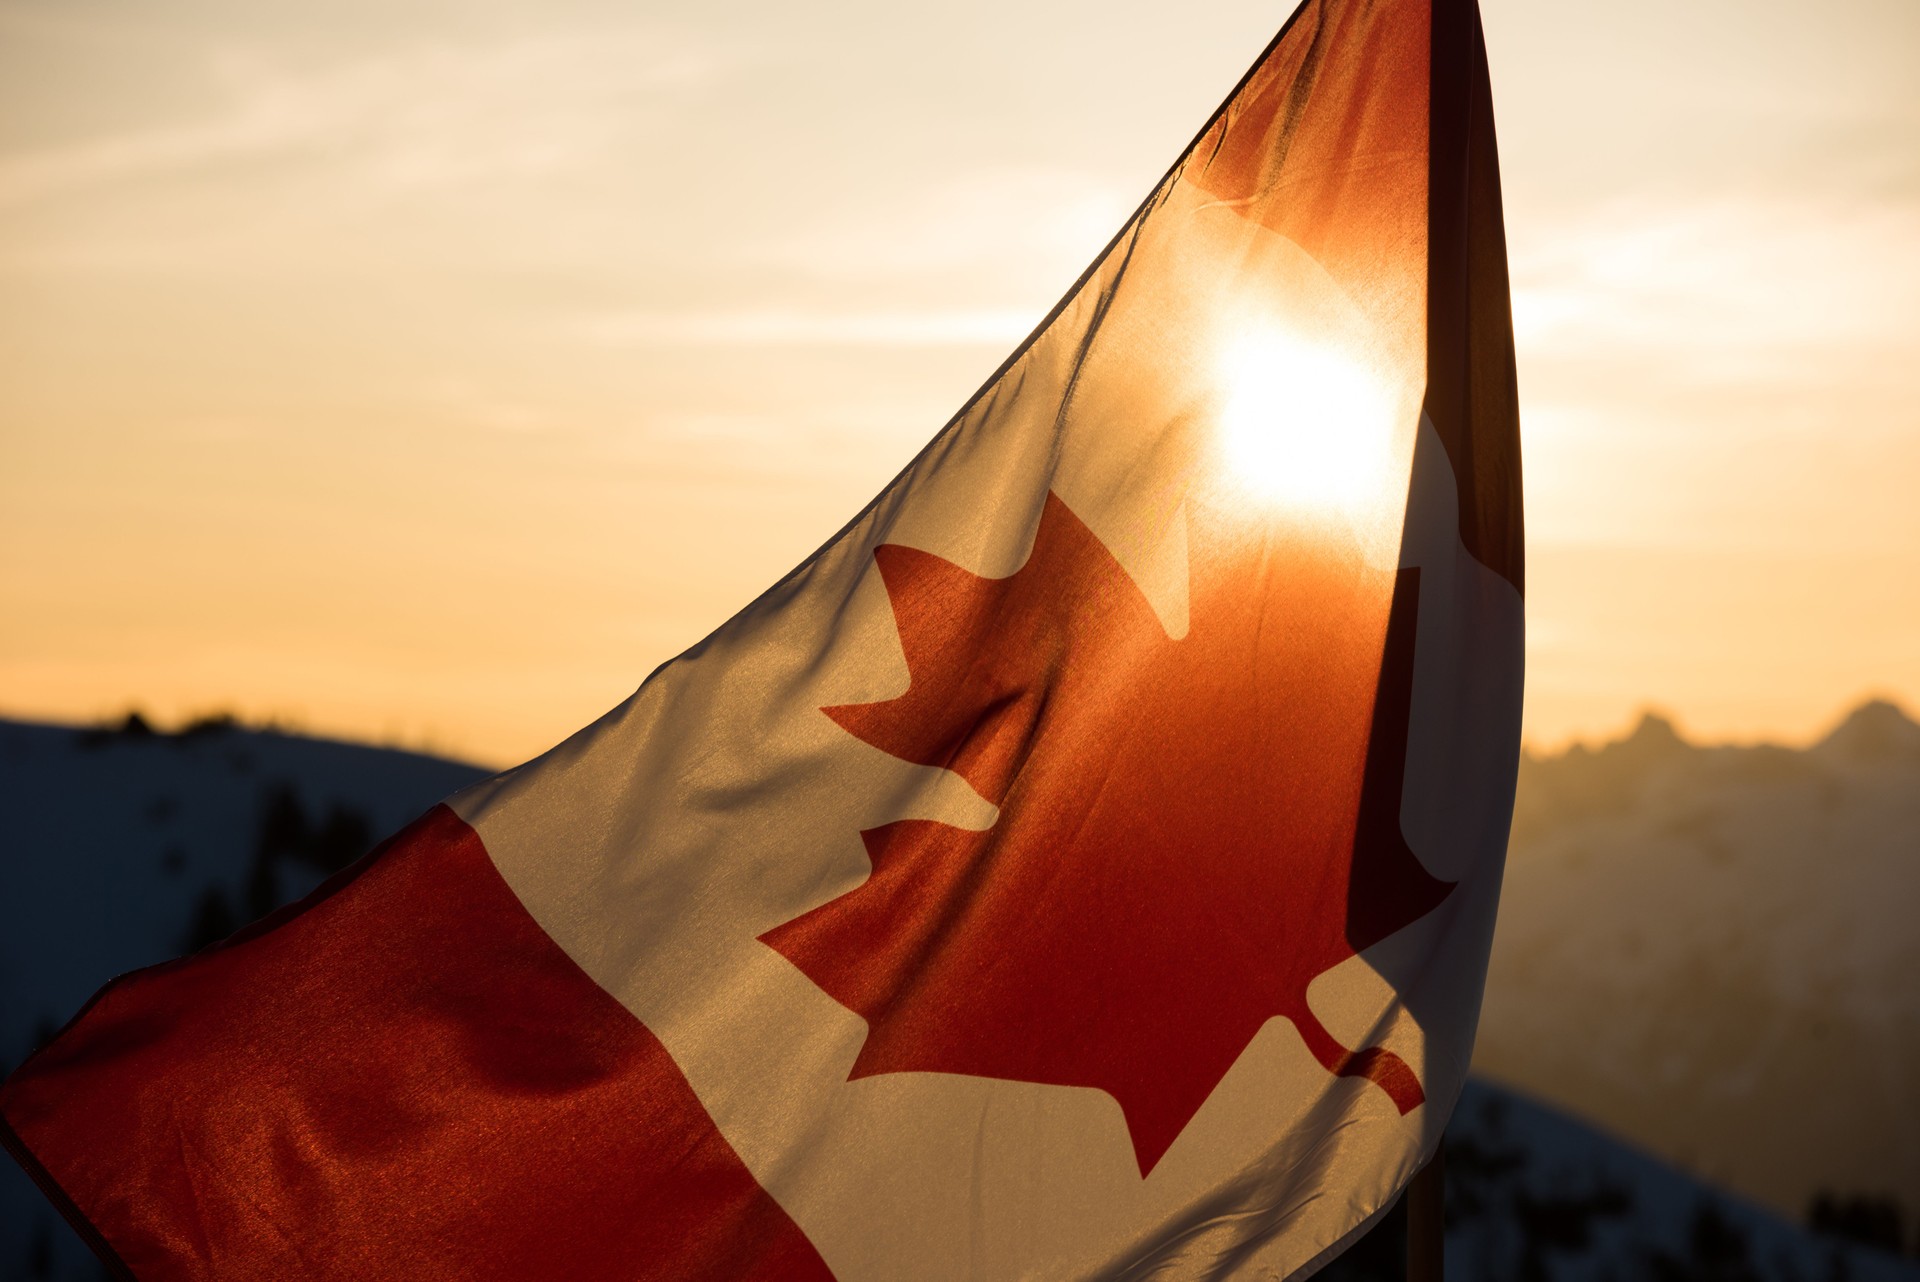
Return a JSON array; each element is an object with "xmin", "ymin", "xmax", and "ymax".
[
  {"xmin": 750, "ymin": 168, "xmax": 1136, "ymax": 281},
  {"xmin": 414, "ymin": 378, "xmax": 554, "ymax": 434},
  {"xmin": 1509, "ymin": 195, "xmax": 1920, "ymax": 384},
  {"xmin": 0, "ymin": 24, "xmax": 730, "ymax": 211},
  {"xmin": 582, "ymin": 306, "xmax": 1041, "ymax": 349}
]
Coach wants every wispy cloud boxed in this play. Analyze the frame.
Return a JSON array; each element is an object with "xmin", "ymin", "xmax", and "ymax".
[
  {"xmin": 1510, "ymin": 195, "xmax": 1920, "ymax": 383},
  {"xmin": 752, "ymin": 168, "xmax": 1134, "ymax": 280},
  {"xmin": 414, "ymin": 378, "xmax": 555, "ymax": 434},
  {"xmin": 582, "ymin": 306, "xmax": 1041, "ymax": 349},
  {"xmin": 0, "ymin": 26, "xmax": 729, "ymax": 211}
]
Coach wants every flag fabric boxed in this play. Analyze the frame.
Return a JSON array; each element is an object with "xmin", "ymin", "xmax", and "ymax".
[{"xmin": 2, "ymin": 0, "xmax": 1522, "ymax": 1275}]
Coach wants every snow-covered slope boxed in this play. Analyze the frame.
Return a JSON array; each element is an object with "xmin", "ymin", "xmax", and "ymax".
[
  {"xmin": 1431, "ymin": 1080, "xmax": 1916, "ymax": 1282},
  {"xmin": 1, "ymin": 715, "xmax": 486, "ymax": 1281},
  {"xmin": 1477, "ymin": 700, "xmax": 1920, "ymax": 1225},
  {"xmin": 0, "ymin": 715, "xmax": 487, "ymax": 1075}
]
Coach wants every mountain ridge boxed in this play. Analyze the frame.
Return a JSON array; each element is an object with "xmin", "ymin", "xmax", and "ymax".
[{"xmin": 1482, "ymin": 697, "xmax": 1920, "ymax": 1225}]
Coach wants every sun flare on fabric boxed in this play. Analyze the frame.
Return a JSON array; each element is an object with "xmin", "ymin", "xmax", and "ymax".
[{"xmin": 1215, "ymin": 330, "xmax": 1396, "ymax": 512}]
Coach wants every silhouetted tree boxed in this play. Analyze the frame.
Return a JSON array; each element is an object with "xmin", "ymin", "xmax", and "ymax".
[
  {"xmin": 244, "ymin": 849, "xmax": 279, "ymax": 921},
  {"xmin": 1645, "ymin": 1198, "xmax": 1762, "ymax": 1282},
  {"xmin": 1808, "ymin": 1191, "xmax": 1906, "ymax": 1257},
  {"xmin": 26, "ymin": 1219, "xmax": 51, "ymax": 1278},
  {"xmin": 179, "ymin": 712, "xmax": 238, "ymax": 739},
  {"xmin": 1442, "ymin": 1094, "xmax": 1529, "ymax": 1230},
  {"xmin": 73, "ymin": 709, "xmax": 155, "ymax": 750},
  {"xmin": 1316, "ymin": 1192, "xmax": 1408, "ymax": 1281},
  {"xmin": 304, "ymin": 804, "xmax": 374, "ymax": 876},
  {"xmin": 256, "ymin": 784, "xmax": 310, "ymax": 862},
  {"xmin": 182, "ymin": 886, "xmax": 237, "ymax": 953},
  {"xmin": 245, "ymin": 783, "xmax": 311, "ymax": 919}
]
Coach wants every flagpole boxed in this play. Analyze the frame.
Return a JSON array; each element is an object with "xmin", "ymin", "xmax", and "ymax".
[{"xmin": 1406, "ymin": 1149, "xmax": 1444, "ymax": 1281}]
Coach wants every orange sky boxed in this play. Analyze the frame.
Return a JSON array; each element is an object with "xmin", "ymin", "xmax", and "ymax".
[{"xmin": 2, "ymin": 0, "xmax": 1917, "ymax": 767}]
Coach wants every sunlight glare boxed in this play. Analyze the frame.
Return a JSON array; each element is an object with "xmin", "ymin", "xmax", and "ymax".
[{"xmin": 1215, "ymin": 330, "xmax": 1395, "ymax": 511}]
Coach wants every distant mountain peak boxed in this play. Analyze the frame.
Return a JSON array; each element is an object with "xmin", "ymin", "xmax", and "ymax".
[
  {"xmin": 1818, "ymin": 698, "xmax": 1920, "ymax": 764},
  {"xmin": 1624, "ymin": 710, "xmax": 1686, "ymax": 749},
  {"xmin": 1585, "ymin": 709, "xmax": 1691, "ymax": 777}
]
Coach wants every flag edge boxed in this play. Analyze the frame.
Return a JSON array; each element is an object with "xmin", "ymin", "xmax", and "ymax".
[
  {"xmin": 578, "ymin": 0, "xmax": 1333, "ymax": 731},
  {"xmin": 0, "ymin": 1108, "xmax": 141, "ymax": 1282}
]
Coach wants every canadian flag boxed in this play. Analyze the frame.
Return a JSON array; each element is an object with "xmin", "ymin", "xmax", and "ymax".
[{"xmin": 1, "ymin": 0, "xmax": 1522, "ymax": 1276}]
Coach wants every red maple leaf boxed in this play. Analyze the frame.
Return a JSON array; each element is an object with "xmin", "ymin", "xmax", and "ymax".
[{"xmin": 761, "ymin": 489, "xmax": 1451, "ymax": 1174}]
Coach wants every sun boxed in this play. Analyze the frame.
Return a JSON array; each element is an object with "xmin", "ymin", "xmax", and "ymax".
[{"xmin": 1215, "ymin": 329, "xmax": 1396, "ymax": 511}]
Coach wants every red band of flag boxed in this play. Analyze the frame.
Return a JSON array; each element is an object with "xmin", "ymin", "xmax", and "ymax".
[{"xmin": 0, "ymin": 807, "xmax": 831, "ymax": 1281}]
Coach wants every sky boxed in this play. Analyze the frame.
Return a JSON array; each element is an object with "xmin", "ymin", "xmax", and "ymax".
[{"xmin": 1, "ymin": 0, "xmax": 1916, "ymax": 767}]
